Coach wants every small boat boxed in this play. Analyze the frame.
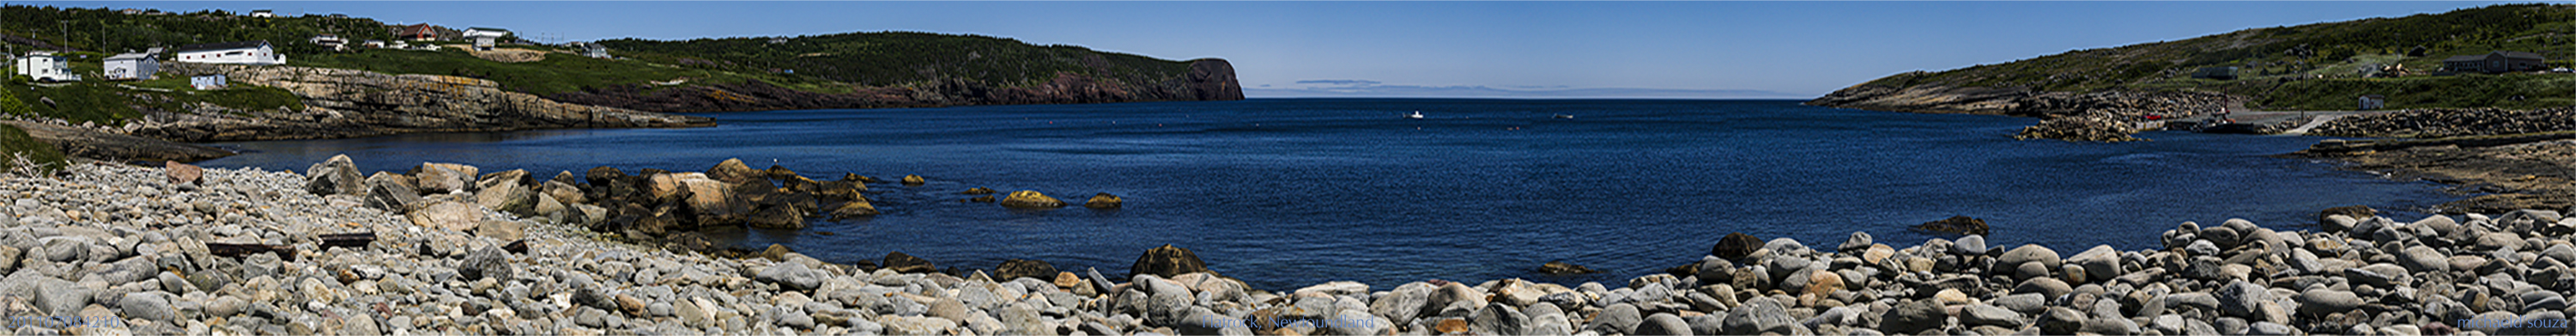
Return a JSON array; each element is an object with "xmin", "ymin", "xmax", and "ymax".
[
  {"xmin": 1404, "ymin": 111, "xmax": 1425, "ymax": 119},
  {"xmin": 1552, "ymin": 114, "xmax": 1574, "ymax": 119}
]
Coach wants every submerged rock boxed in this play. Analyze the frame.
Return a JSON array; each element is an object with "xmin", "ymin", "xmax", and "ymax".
[
  {"xmin": 1914, "ymin": 215, "xmax": 1991, "ymax": 235},
  {"xmin": 998, "ymin": 190, "xmax": 1067, "ymax": 209}
]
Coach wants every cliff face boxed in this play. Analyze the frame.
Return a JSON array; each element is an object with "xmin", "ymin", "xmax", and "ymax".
[
  {"xmin": 136, "ymin": 64, "xmax": 712, "ymax": 142},
  {"xmin": 1809, "ymin": 81, "xmax": 2244, "ymax": 142},
  {"xmin": 545, "ymin": 58, "xmax": 1246, "ymax": 113}
]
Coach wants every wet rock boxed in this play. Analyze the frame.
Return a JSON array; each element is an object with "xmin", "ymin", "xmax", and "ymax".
[
  {"xmin": 706, "ymin": 158, "xmax": 763, "ymax": 184},
  {"xmin": 1085, "ymin": 192, "xmax": 1124, "ymax": 209},
  {"xmin": 998, "ymin": 190, "xmax": 1068, "ymax": 209},
  {"xmin": 901, "ymin": 174, "xmax": 925, "ymax": 186},
  {"xmin": 883, "ymin": 252, "xmax": 936, "ymax": 273},
  {"xmin": 997, "ymin": 259, "xmax": 1058, "ymax": 281},
  {"xmin": 1711, "ymin": 233, "xmax": 1762, "ymax": 260},
  {"xmin": 1538, "ymin": 261, "xmax": 1603, "ymax": 275},
  {"xmin": 1130, "ymin": 244, "xmax": 1209, "ymax": 278},
  {"xmin": 1914, "ymin": 216, "xmax": 1991, "ymax": 235}
]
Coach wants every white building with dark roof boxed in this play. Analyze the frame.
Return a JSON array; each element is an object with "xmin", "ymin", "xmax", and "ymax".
[
  {"xmin": 464, "ymin": 27, "xmax": 511, "ymax": 51},
  {"xmin": 104, "ymin": 52, "xmax": 159, "ymax": 81},
  {"xmin": 173, "ymin": 40, "xmax": 286, "ymax": 65}
]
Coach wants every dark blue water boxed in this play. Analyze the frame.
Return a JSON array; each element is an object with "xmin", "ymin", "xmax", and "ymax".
[{"xmin": 199, "ymin": 99, "xmax": 2456, "ymax": 290}]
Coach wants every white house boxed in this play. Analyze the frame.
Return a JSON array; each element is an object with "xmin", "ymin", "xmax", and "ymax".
[
  {"xmin": 191, "ymin": 74, "xmax": 227, "ymax": 90},
  {"xmin": 309, "ymin": 34, "xmax": 348, "ymax": 51},
  {"xmin": 173, "ymin": 40, "xmax": 286, "ymax": 65},
  {"xmin": 104, "ymin": 52, "xmax": 159, "ymax": 81},
  {"xmin": 13, "ymin": 52, "xmax": 78, "ymax": 82},
  {"xmin": 463, "ymin": 27, "xmax": 511, "ymax": 51},
  {"xmin": 249, "ymin": 9, "xmax": 274, "ymax": 18}
]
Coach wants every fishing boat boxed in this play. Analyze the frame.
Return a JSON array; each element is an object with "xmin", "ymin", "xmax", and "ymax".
[
  {"xmin": 1552, "ymin": 114, "xmax": 1574, "ymax": 119},
  {"xmin": 1404, "ymin": 111, "xmax": 1425, "ymax": 119}
]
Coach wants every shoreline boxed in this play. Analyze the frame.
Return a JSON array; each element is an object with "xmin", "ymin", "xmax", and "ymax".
[{"xmin": 3, "ymin": 158, "xmax": 2570, "ymax": 335}]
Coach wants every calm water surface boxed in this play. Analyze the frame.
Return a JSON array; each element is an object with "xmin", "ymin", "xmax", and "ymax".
[{"xmin": 200, "ymin": 99, "xmax": 2457, "ymax": 290}]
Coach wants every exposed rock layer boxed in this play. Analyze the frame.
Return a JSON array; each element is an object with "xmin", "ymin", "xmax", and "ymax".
[{"xmin": 131, "ymin": 64, "xmax": 713, "ymax": 142}]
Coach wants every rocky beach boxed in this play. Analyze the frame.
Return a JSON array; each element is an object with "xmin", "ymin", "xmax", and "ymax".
[{"xmin": 0, "ymin": 156, "xmax": 2567, "ymax": 335}]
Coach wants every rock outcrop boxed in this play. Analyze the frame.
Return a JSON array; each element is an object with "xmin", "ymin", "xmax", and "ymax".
[
  {"xmin": 131, "ymin": 64, "xmax": 712, "ymax": 142},
  {"xmin": 1810, "ymin": 76, "xmax": 2246, "ymax": 143},
  {"xmin": 0, "ymin": 120, "xmax": 233, "ymax": 162}
]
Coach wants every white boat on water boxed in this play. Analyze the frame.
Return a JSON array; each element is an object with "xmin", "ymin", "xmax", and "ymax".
[
  {"xmin": 1553, "ymin": 114, "xmax": 1574, "ymax": 119},
  {"xmin": 1404, "ymin": 111, "xmax": 1425, "ymax": 119}
]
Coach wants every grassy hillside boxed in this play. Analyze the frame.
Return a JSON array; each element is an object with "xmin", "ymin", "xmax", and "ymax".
[
  {"xmin": 1864, "ymin": 3, "xmax": 2574, "ymax": 111},
  {"xmin": 0, "ymin": 124, "xmax": 68, "ymax": 174},
  {"xmin": 294, "ymin": 48, "xmax": 850, "ymax": 95},
  {"xmin": 599, "ymin": 32, "xmax": 1198, "ymax": 87}
]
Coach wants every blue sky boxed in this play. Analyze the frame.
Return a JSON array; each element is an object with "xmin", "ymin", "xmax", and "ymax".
[{"xmin": 23, "ymin": 1, "xmax": 2556, "ymax": 98}]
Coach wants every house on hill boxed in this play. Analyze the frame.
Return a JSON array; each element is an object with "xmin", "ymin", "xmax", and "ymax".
[
  {"xmin": 13, "ymin": 52, "xmax": 78, "ymax": 82},
  {"xmin": 2442, "ymin": 52, "xmax": 2546, "ymax": 74},
  {"xmin": 104, "ymin": 52, "xmax": 159, "ymax": 81},
  {"xmin": 309, "ymin": 34, "xmax": 348, "ymax": 52},
  {"xmin": 249, "ymin": 9, "xmax": 274, "ymax": 18},
  {"xmin": 464, "ymin": 27, "xmax": 512, "ymax": 51},
  {"xmin": 394, "ymin": 24, "xmax": 452, "ymax": 41},
  {"xmin": 173, "ymin": 40, "xmax": 286, "ymax": 65}
]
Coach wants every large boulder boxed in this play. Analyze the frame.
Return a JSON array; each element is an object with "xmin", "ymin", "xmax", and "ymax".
[
  {"xmin": 745, "ymin": 205, "xmax": 806, "ymax": 229},
  {"xmin": 1130, "ymin": 244, "xmax": 1209, "ymax": 278},
  {"xmin": 304, "ymin": 154, "xmax": 365, "ymax": 196},
  {"xmin": 827, "ymin": 200, "xmax": 879, "ymax": 221},
  {"xmin": 646, "ymin": 173, "xmax": 694, "ymax": 205},
  {"xmin": 1085, "ymin": 192, "xmax": 1124, "ymax": 209},
  {"xmin": 1711, "ymin": 233, "xmax": 1762, "ymax": 260},
  {"xmin": 585, "ymin": 166, "xmax": 626, "ymax": 186},
  {"xmin": 998, "ymin": 191, "xmax": 1067, "ymax": 209},
  {"xmin": 814, "ymin": 180, "xmax": 864, "ymax": 201},
  {"xmin": 475, "ymin": 170, "xmax": 538, "ymax": 216},
  {"xmin": 883, "ymin": 252, "xmax": 936, "ymax": 273},
  {"xmin": 2317, "ymin": 205, "xmax": 2375, "ymax": 232},
  {"xmin": 542, "ymin": 180, "xmax": 585, "ymax": 205},
  {"xmin": 901, "ymin": 174, "xmax": 925, "ymax": 186},
  {"xmin": 164, "ymin": 161, "xmax": 203, "ymax": 185},
  {"xmin": 406, "ymin": 201, "xmax": 485, "ymax": 232},
  {"xmin": 677, "ymin": 174, "xmax": 750, "ymax": 226},
  {"xmin": 997, "ymin": 259, "xmax": 1059, "ymax": 281},
  {"xmin": 707, "ymin": 158, "xmax": 764, "ymax": 184},
  {"xmin": 1915, "ymin": 216, "xmax": 1991, "ymax": 235},
  {"xmin": 363, "ymin": 172, "xmax": 425, "ymax": 212},
  {"xmin": 410, "ymin": 162, "xmax": 479, "ymax": 194}
]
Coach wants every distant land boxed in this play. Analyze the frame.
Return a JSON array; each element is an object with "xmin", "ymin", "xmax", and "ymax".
[
  {"xmin": 1811, "ymin": 3, "xmax": 2570, "ymax": 114},
  {"xmin": 1808, "ymin": 3, "xmax": 2572, "ymax": 142},
  {"xmin": 1247, "ymin": 81, "xmax": 1799, "ymax": 100}
]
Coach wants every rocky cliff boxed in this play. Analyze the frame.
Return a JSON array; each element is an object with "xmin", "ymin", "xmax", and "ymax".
[
  {"xmin": 544, "ymin": 58, "xmax": 1244, "ymax": 113},
  {"xmin": 1810, "ymin": 82, "xmax": 2244, "ymax": 142},
  {"xmin": 134, "ymin": 64, "xmax": 712, "ymax": 142}
]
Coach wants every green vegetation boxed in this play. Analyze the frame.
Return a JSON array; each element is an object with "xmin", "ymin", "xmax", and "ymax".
[
  {"xmin": 2263, "ymin": 74, "xmax": 2571, "ymax": 110},
  {"xmin": 600, "ymin": 32, "xmax": 1197, "ymax": 87},
  {"xmin": 2, "ymin": 78, "xmax": 142, "ymax": 125},
  {"xmin": 1870, "ymin": 3, "xmax": 2575, "ymax": 110},
  {"xmin": 0, "ymin": 124, "xmax": 68, "ymax": 174},
  {"xmin": 1, "ymin": 4, "xmax": 396, "ymax": 55}
]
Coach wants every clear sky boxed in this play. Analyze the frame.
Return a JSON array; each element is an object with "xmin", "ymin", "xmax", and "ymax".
[{"xmin": 22, "ymin": 1, "xmax": 2559, "ymax": 98}]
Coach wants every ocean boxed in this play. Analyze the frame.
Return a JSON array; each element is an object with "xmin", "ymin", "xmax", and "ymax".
[{"xmin": 198, "ymin": 99, "xmax": 2458, "ymax": 290}]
